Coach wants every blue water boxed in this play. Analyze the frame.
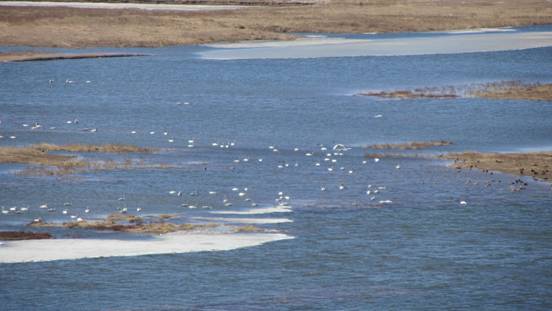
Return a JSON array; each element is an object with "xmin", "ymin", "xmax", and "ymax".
[{"xmin": 1, "ymin": 30, "xmax": 552, "ymax": 309}]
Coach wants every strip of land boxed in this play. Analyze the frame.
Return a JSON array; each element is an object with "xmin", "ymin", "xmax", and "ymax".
[
  {"xmin": 441, "ymin": 152, "xmax": 552, "ymax": 182},
  {"xmin": 472, "ymin": 82, "xmax": 552, "ymax": 101},
  {"xmin": 0, "ymin": 52, "xmax": 145, "ymax": 63},
  {"xmin": 1, "ymin": 0, "xmax": 551, "ymax": 48},
  {"xmin": 360, "ymin": 82, "xmax": 552, "ymax": 101},
  {"xmin": 367, "ymin": 141, "xmax": 453, "ymax": 150},
  {"xmin": 0, "ymin": 144, "xmax": 160, "ymax": 175}
]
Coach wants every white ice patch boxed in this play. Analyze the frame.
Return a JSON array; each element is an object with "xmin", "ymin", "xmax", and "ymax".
[
  {"xmin": 444, "ymin": 27, "xmax": 516, "ymax": 34},
  {"xmin": 0, "ymin": 1, "xmax": 243, "ymax": 11},
  {"xmin": 210, "ymin": 205, "xmax": 292, "ymax": 215},
  {"xmin": 199, "ymin": 31, "xmax": 552, "ymax": 60},
  {"xmin": 0, "ymin": 232, "xmax": 293, "ymax": 263},
  {"xmin": 194, "ymin": 217, "xmax": 292, "ymax": 224}
]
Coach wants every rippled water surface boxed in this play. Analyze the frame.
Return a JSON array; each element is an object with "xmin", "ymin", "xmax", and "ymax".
[{"xmin": 1, "ymin": 28, "xmax": 552, "ymax": 310}]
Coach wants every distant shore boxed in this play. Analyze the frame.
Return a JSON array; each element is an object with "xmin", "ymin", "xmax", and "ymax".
[
  {"xmin": 1, "ymin": 0, "xmax": 551, "ymax": 48},
  {"xmin": 0, "ymin": 51, "xmax": 145, "ymax": 62}
]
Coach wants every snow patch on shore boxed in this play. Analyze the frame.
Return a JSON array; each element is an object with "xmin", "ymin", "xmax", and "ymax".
[{"xmin": 0, "ymin": 232, "xmax": 293, "ymax": 263}]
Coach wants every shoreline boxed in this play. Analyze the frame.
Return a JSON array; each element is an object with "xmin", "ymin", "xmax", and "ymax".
[{"xmin": 0, "ymin": 52, "xmax": 146, "ymax": 62}]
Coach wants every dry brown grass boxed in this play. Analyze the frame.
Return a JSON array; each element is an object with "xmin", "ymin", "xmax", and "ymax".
[
  {"xmin": 0, "ymin": 146, "xmax": 84, "ymax": 167},
  {"xmin": 0, "ymin": 0, "xmax": 551, "ymax": 47},
  {"xmin": 471, "ymin": 82, "xmax": 552, "ymax": 101},
  {"xmin": 234, "ymin": 225, "xmax": 262, "ymax": 233},
  {"xmin": 442, "ymin": 152, "xmax": 552, "ymax": 181},
  {"xmin": 367, "ymin": 141, "xmax": 453, "ymax": 150},
  {"xmin": 0, "ymin": 51, "xmax": 145, "ymax": 62}
]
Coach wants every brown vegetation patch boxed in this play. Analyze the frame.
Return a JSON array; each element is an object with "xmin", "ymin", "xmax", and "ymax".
[
  {"xmin": 367, "ymin": 140, "xmax": 453, "ymax": 150},
  {"xmin": 0, "ymin": 1, "xmax": 551, "ymax": 48},
  {"xmin": 360, "ymin": 82, "xmax": 552, "ymax": 101},
  {"xmin": 441, "ymin": 152, "xmax": 552, "ymax": 181},
  {"xmin": 0, "ymin": 231, "xmax": 53, "ymax": 241},
  {"xmin": 0, "ymin": 144, "xmax": 163, "ymax": 175},
  {"xmin": 29, "ymin": 213, "xmax": 219, "ymax": 234}
]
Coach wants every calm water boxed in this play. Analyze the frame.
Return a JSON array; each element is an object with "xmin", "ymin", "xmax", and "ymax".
[{"xmin": 1, "ymin": 29, "xmax": 552, "ymax": 309}]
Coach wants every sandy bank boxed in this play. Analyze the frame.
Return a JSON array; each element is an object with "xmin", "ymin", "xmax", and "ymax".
[
  {"xmin": 0, "ymin": 52, "xmax": 146, "ymax": 62},
  {"xmin": 0, "ymin": 232, "xmax": 293, "ymax": 263}
]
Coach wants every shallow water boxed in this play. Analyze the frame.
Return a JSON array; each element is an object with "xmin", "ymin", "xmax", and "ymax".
[{"xmin": 1, "ymin": 27, "xmax": 552, "ymax": 309}]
